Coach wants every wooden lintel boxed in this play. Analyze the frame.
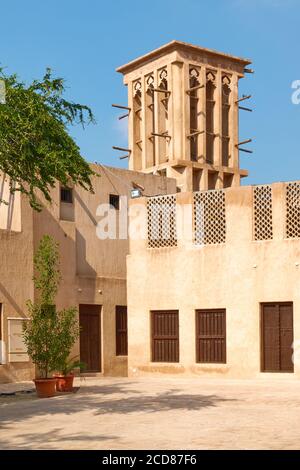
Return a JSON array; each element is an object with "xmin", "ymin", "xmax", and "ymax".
[
  {"xmin": 238, "ymin": 106, "xmax": 253, "ymax": 112},
  {"xmin": 238, "ymin": 148, "xmax": 253, "ymax": 154},
  {"xmin": 237, "ymin": 139, "xmax": 252, "ymax": 147},
  {"xmin": 187, "ymin": 130, "xmax": 205, "ymax": 138},
  {"xmin": 112, "ymin": 146, "xmax": 132, "ymax": 153},
  {"xmin": 186, "ymin": 84, "xmax": 204, "ymax": 94},
  {"xmin": 236, "ymin": 95, "xmax": 252, "ymax": 103},
  {"xmin": 118, "ymin": 113, "xmax": 129, "ymax": 120},
  {"xmin": 150, "ymin": 132, "xmax": 171, "ymax": 140},
  {"xmin": 152, "ymin": 88, "xmax": 171, "ymax": 94},
  {"xmin": 112, "ymin": 104, "xmax": 131, "ymax": 111}
]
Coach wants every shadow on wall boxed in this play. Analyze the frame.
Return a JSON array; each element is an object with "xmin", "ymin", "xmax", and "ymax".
[
  {"xmin": 75, "ymin": 229, "xmax": 96, "ymax": 277},
  {"xmin": 0, "ymin": 282, "xmax": 26, "ymax": 317},
  {"xmin": 0, "ymin": 363, "xmax": 34, "ymax": 384},
  {"xmin": 0, "ymin": 175, "xmax": 21, "ymax": 231},
  {"xmin": 0, "ymin": 195, "xmax": 98, "ymax": 314},
  {"xmin": 0, "ymin": 198, "xmax": 97, "ymax": 383},
  {"xmin": 33, "ymin": 200, "xmax": 97, "ymax": 288},
  {"xmin": 74, "ymin": 191, "xmax": 98, "ymax": 227}
]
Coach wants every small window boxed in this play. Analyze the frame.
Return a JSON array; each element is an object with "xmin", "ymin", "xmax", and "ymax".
[
  {"xmin": 196, "ymin": 309, "xmax": 226, "ymax": 363},
  {"xmin": 109, "ymin": 194, "xmax": 120, "ymax": 210},
  {"xmin": 116, "ymin": 306, "xmax": 128, "ymax": 356},
  {"xmin": 151, "ymin": 310, "xmax": 179, "ymax": 362},
  {"xmin": 60, "ymin": 187, "xmax": 73, "ymax": 204}
]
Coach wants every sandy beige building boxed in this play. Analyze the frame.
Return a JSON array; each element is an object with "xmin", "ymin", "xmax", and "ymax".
[
  {"xmin": 1, "ymin": 40, "xmax": 299, "ymax": 383},
  {"xmin": 120, "ymin": 41, "xmax": 300, "ymax": 379},
  {"xmin": 0, "ymin": 165, "xmax": 175, "ymax": 383},
  {"xmin": 127, "ymin": 183, "xmax": 300, "ymax": 378}
]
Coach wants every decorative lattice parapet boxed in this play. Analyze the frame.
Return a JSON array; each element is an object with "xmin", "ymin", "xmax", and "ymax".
[
  {"xmin": 253, "ymin": 185, "xmax": 273, "ymax": 241},
  {"xmin": 194, "ymin": 190, "xmax": 226, "ymax": 245},
  {"xmin": 147, "ymin": 195, "xmax": 177, "ymax": 248},
  {"xmin": 286, "ymin": 182, "xmax": 300, "ymax": 238}
]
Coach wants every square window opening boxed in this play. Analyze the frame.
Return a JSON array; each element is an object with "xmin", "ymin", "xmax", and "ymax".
[
  {"xmin": 109, "ymin": 194, "xmax": 120, "ymax": 210},
  {"xmin": 61, "ymin": 187, "xmax": 73, "ymax": 204}
]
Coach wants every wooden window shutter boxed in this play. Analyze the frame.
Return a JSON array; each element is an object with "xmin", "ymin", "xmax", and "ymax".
[
  {"xmin": 116, "ymin": 306, "xmax": 128, "ymax": 356},
  {"xmin": 196, "ymin": 309, "xmax": 226, "ymax": 363},
  {"xmin": 151, "ymin": 310, "xmax": 179, "ymax": 363}
]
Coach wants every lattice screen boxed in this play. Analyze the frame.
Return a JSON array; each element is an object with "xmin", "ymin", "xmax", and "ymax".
[
  {"xmin": 253, "ymin": 185, "xmax": 273, "ymax": 241},
  {"xmin": 286, "ymin": 182, "xmax": 300, "ymax": 238},
  {"xmin": 194, "ymin": 190, "xmax": 226, "ymax": 245},
  {"xmin": 147, "ymin": 195, "xmax": 177, "ymax": 248}
]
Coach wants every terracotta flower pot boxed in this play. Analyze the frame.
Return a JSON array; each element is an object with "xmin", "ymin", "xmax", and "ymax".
[
  {"xmin": 54, "ymin": 374, "xmax": 74, "ymax": 392},
  {"xmin": 33, "ymin": 378, "xmax": 57, "ymax": 398}
]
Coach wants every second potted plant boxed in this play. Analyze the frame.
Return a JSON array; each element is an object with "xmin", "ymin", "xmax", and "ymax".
[{"xmin": 55, "ymin": 357, "xmax": 85, "ymax": 392}]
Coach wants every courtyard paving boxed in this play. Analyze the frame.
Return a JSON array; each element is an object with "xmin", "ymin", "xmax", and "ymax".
[{"xmin": 0, "ymin": 376, "xmax": 300, "ymax": 450}]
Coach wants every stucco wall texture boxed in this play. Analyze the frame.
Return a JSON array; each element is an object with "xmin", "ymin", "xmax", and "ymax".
[
  {"xmin": 0, "ymin": 166, "xmax": 176, "ymax": 383},
  {"xmin": 127, "ymin": 182, "xmax": 300, "ymax": 378}
]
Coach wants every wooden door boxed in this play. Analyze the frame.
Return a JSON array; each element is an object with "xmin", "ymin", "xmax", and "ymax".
[
  {"xmin": 261, "ymin": 302, "xmax": 293, "ymax": 372},
  {"xmin": 79, "ymin": 305, "xmax": 101, "ymax": 372}
]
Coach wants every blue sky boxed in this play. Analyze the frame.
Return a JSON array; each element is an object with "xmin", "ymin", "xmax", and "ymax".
[{"xmin": 0, "ymin": 0, "xmax": 299, "ymax": 185}]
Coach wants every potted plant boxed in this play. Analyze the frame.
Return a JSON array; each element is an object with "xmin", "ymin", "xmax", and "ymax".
[
  {"xmin": 55, "ymin": 356, "xmax": 85, "ymax": 392},
  {"xmin": 23, "ymin": 302, "xmax": 60, "ymax": 398},
  {"xmin": 23, "ymin": 235, "xmax": 80, "ymax": 398}
]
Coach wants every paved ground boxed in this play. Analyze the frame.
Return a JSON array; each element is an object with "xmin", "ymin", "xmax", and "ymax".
[{"xmin": 1, "ymin": 376, "xmax": 300, "ymax": 450}]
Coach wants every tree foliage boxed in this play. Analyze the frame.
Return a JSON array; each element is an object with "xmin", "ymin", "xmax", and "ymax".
[
  {"xmin": 33, "ymin": 235, "xmax": 61, "ymax": 306},
  {"xmin": 0, "ymin": 67, "xmax": 96, "ymax": 210}
]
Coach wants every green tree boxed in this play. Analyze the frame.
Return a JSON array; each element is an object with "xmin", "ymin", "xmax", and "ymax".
[
  {"xmin": 23, "ymin": 235, "xmax": 80, "ymax": 378},
  {"xmin": 0, "ymin": 67, "xmax": 96, "ymax": 210},
  {"xmin": 33, "ymin": 235, "xmax": 61, "ymax": 306}
]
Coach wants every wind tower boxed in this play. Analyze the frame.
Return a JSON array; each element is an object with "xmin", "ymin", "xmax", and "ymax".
[{"xmin": 116, "ymin": 40, "xmax": 252, "ymax": 192}]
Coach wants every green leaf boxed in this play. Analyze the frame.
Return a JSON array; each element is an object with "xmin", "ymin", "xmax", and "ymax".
[{"xmin": 0, "ymin": 67, "xmax": 97, "ymax": 210}]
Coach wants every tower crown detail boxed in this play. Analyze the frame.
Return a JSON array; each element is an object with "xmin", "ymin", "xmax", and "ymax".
[{"xmin": 117, "ymin": 40, "xmax": 252, "ymax": 191}]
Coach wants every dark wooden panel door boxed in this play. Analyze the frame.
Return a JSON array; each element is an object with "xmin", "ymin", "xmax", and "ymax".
[
  {"xmin": 79, "ymin": 305, "xmax": 101, "ymax": 372},
  {"xmin": 261, "ymin": 302, "xmax": 293, "ymax": 372},
  {"xmin": 196, "ymin": 309, "xmax": 226, "ymax": 363},
  {"xmin": 261, "ymin": 303, "xmax": 280, "ymax": 371},
  {"xmin": 151, "ymin": 310, "xmax": 179, "ymax": 363},
  {"xmin": 116, "ymin": 306, "xmax": 128, "ymax": 356},
  {"xmin": 279, "ymin": 303, "xmax": 294, "ymax": 372}
]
